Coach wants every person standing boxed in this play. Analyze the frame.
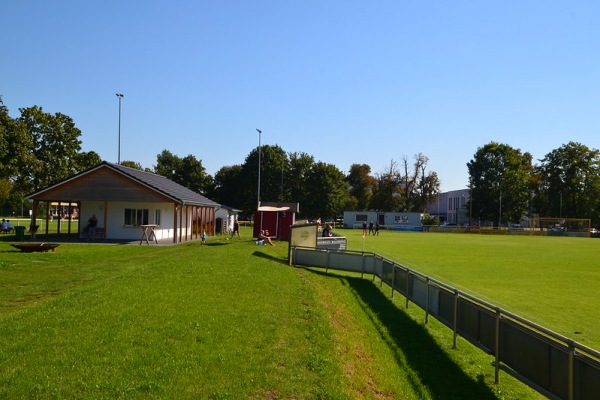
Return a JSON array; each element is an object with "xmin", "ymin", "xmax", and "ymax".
[
  {"xmin": 231, "ymin": 218, "xmax": 241, "ymax": 239},
  {"xmin": 375, "ymin": 221, "xmax": 380, "ymax": 236},
  {"xmin": 368, "ymin": 221, "xmax": 374, "ymax": 235},
  {"xmin": 362, "ymin": 221, "xmax": 367, "ymax": 236},
  {"xmin": 86, "ymin": 214, "xmax": 98, "ymax": 240}
]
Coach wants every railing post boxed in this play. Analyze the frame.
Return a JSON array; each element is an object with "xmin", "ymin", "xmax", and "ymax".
[
  {"xmin": 425, "ymin": 278, "xmax": 430, "ymax": 324},
  {"xmin": 371, "ymin": 257, "xmax": 375, "ymax": 281},
  {"xmin": 361, "ymin": 251, "xmax": 365, "ymax": 279},
  {"xmin": 391, "ymin": 266, "xmax": 396, "ymax": 298},
  {"xmin": 453, "ymin": 289, "xmax": 459, "ymax": 349},
  {"xmin": 495, "ymin": 307, "xmax": 501, "ymax": 384},
  {"xmin": 326, "ymin": 249, "xmax": 330, "ymax": 273},
  {"xmin": 405, "ymin": 270, "xmax": 410, "ymax": 309},
  {"xmin": 568, "ymin": 340, "xmax": 575, "ymax": 400}
]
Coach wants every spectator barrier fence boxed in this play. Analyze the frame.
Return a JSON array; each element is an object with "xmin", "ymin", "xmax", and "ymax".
[{"xmin": 290, "ymin": 246, "xmax": 600, "ymax": 400}]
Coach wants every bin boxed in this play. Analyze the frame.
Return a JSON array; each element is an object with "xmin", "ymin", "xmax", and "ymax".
[{"xmin": 14, "ymin": 226, "xmax": 26, "ymax": 241}]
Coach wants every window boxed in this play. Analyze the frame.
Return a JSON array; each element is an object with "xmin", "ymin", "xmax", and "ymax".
[
  {"xmin": 124, "ymin": 208, "xmax": 149, "ymax": 226},
  {"xmin": 155, "ymin": 209, "xmax": 161, "ymax": 226},
  {"xmin": 394, "ymin": 215, "xmax": 408, "ymax": 223},
  {"xmin": 355, "ymin": 214, "xmax": 368, "ymax": 222}
]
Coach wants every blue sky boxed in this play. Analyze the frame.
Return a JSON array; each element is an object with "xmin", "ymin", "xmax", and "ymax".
[{"xmin": 2, "ymin": 1, "xmax": 599, "ymax": 191}]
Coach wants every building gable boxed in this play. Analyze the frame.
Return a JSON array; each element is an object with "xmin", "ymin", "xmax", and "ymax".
[{"xmin": 34, "ymin": 167, "xmax": 172, "ymax": 203}]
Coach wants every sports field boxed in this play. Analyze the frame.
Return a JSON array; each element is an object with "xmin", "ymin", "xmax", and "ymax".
[
  {"xmin": 1, "ymin": 226, "xmax": 593, "ymax": 398},
  {"xmin": 344, "ymin": 228, "xmax": 600, "ymax": 350}
]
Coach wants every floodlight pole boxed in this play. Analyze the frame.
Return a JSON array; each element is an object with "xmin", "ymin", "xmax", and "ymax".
[
  {"xmin": 116, "ymin": 93, "xmax": 124, "ymax": 164},
  {"xmin": 256, "ymin": 129, "xmax": 262, "ymax": 210},
  {"xmin": 499, "ymin": 189, "xmax": 502, "ymax": 228},
  {"xmin": 256, "ymin": 129, "xmax": 263, "ymax": 234}
]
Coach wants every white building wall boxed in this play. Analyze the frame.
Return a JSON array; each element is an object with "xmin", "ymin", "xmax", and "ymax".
[
  {"xmin": 383, "ymin": 212, "xmax": 423, "ymax": 229},
  {"xmin": 80, "ymin": 201, "xmax": 187, "ymax": 240},
  {"xmin": 343, "ymin": 211, "xmax": 379, "ymax": 228}
]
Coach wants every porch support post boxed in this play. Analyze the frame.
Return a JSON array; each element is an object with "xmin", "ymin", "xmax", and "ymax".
[
  {"xmin": 103, "ymin": 201, "xmax": 108, "ymax": 240},
  {"xmin": 31, "ymin": 200, "xmax": 39, "ymax": 240},
  {"xmin": 172, "ymin": 203, "xmax": 178, "ymax": 243},
  {"xmin": 185, "ymin": 205, "xmax": 190, "ymax": 241},
  {"xmin": 56, "ymin": 202, "xmax": 60, "ymax": 234},
  {"xmin": 67, "ymin": 202, "xmax": 73, "ymax": 234},
  {"xmin": 45, "ymin": 201, "xmax": 50, "ymax": 235},
  {"xmin": 179, "ymin": 205, "xmax": 183, "ymax": 243}
]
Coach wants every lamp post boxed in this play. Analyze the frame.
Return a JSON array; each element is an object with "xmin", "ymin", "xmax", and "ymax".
[
  {"xmin": 499, "ymin": 189, "xmax": 502, "ymax": 228},
  {"xmin": 558, "ymin": 191, "xmax": 562, "ymax": 218},
  {"xmin": 116, "ymin": 93, "xmax": 124, "ymax": 164},
  {"xmin": 256, "ymin": 129, "xmax": 262, "ymax": 209}
]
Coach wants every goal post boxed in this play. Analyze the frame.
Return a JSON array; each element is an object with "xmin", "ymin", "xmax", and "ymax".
[{"xmin": 529, "ymin": 217, "xmax": 591, "ymax": 237}]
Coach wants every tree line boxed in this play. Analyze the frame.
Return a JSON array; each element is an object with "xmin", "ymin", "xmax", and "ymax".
[
  {"xmin": 468, "ymin": 141, "xmax": 600, "ymax": 228},
  {"xmin": 2, "ymin": 98, "xmax": 599, "ymax": 227}
]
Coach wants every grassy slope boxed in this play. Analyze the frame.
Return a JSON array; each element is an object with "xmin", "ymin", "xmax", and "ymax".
[{"xmin": 0, "ymin": 229, "xmax": 544, "ymax": 399}]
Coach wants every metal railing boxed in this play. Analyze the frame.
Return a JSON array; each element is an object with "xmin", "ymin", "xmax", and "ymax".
[{"xmin": 290, "ymin": 246, "xmax": 600, "ymax": 400}]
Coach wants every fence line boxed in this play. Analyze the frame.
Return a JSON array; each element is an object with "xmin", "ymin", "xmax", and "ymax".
[{"xmin": 291, "ymin": 246, "xmax": 600, "ymax": 400}]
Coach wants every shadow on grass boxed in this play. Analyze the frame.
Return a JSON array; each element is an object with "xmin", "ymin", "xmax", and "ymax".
[
  {"xmin": 306, "ymin": 268, "xmax": 498, "ymax": 399},
  {"xmin": 252, "ymin": 250, "xmax": 289, "ymax": 266},
  {"xmin": 0, "ymin": 234, "xmax": 19, "ymax": 243}
]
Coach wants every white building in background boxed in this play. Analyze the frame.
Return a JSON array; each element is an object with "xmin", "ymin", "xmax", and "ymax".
[
  {"xmin": 342, "ymin": 188, "xmax": 472, "ymax": 230},
  {"xmin": 215, "ymin": 205, "xmax": 242, "ymax": 234},
  {"xmin": 428, "ymin": 188, "xmax": 471, "ymax": 225},
  {"xmin": 343, "ymin": 211, "xmax": 424, "ymax": 231}
]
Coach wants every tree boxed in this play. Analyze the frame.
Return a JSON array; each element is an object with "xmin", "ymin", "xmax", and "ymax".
[
  {"xmin": 0, "ymin": 99, "xmax": 102, "ymax": 215},
  {"xmin": 178, "ymin": 154, "xmax": 214, "ymax": 195},
  {"xmin": 0, "ymin": 178, "xmax": 12, "ymax": 215},
  {"xmin": 154, "ymin": 150, "xmax": 181, "ymax": 180},
  {"xmin": 14, "ymin": 106, "xmax": 84, "ymax": 194},
  {"xmin": 0, "ymin": 99, "xmax": 35, "ymax": 185},
  {"xmin": 236, "ymin": 145, "xmax": 288, "ymax": 216},
  {"xmin": 120, "ymin": 160, "xmax": 143, "ymax": 170},
  {"xmin": 467, "ymin": 142, "xmax": 532, "ymax": 226},
  {"xmin": 347, "ymin": 164, "xmax": 375, "ymax": 211},
  {"xmin": 154, "ymin": 150, "xmax": 213, "ymax": 195},
  {"xmin": 212, "ymin": 165, "xmax": 243, "ymax": 208},
  {"xmin": 370, "ymin": 160, "xmax": 403, "ymax": 211},
  {"xmin": 400, "ymin": 153, "xmax": 441, "ymax": 212},
  {"xmin": 537, "ymin": 142, "xmax": 600, "ymax": 224},
  {"xmin": 303, "ymin": 162, "xmax": 351, "ymax": 220},
  {"xmin": 286, "ymin": 152, "xmax": 315, "ymax": 218}
]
